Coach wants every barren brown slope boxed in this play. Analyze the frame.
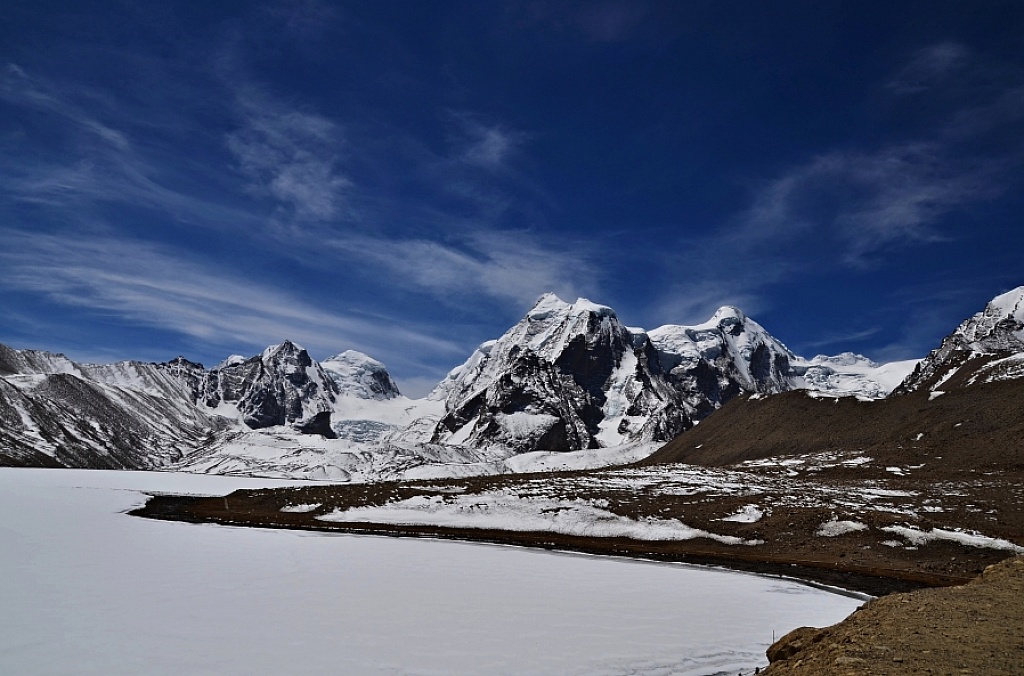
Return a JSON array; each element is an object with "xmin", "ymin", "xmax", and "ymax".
[
  {"xmin": 762, "ymin": 555, "xmax": 1024, "ymax": 675},
  {"xmin": 641, "ymin": 378, "xmax": 1024, "ymax": 472}
]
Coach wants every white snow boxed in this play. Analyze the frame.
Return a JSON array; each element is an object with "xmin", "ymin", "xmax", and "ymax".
[
  {"xmin": 719, "ymin": 504, "xmax": 765, "ymax": 523},
  {"xmin": 881, "ymin": 526, "xmax": 1024, "ymax": 552},
  {"xmin": 279, "ymin": 503, "xmax": 321, "ymax": 512},
  {"xmin": 816, "ymin": 519, "xmax": 868, "ymax": 537},
  {"xmin": 320, "ymin": 492, "xmax": 759, "ymax": 545},
  {"xmin": 0, "ymin": 468, "xmax": 862, "ymax": 676}
]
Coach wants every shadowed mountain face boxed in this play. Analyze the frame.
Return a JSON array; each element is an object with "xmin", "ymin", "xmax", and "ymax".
[
  {"xmin": 428, "ymin": 294, "xmax": 905, "ymax": 453},
  {"xmin": 198, "ymin": 341, "xmax": 338, "ymax": 430}
]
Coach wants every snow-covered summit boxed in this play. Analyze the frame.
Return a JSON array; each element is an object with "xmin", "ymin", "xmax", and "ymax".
[
  {"xmin": 898, "ymin": 286, "xmax": 1024, "ymax": 392},
  {"xmin": 797, "ymin": 353, "xmax": 919, "ymax": 399},
  {"xmin": 648, "ymin": 306, "xmax": 798, "ymax": 396},
  {"xmin": 200, "ymin": 340, "xmax": 338, "ymax": 434},
  {"xmin": 432, "ymin": 293, "xmax": 686, "ymax": 452},
  {"xmin": 322, "ymin": 350, "xmax": 401, "ymax": 400}
]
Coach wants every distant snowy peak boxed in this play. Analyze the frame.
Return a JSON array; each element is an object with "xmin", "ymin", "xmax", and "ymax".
[
  {"xmin": 898, "ymin": 286, "xmax": 1024, "ymax": 393},
  {"xmin": 200, "ymin": 340, "xmax": 338, "ymax": 434},
  {"xmin": 648, "ymin": 306, "xmax": 798, "ymax": 396},
  {"xmin": 322, "ymin": 350, "xmax": 401, "ymax": 400},
  {"xmin": 433, "ymin": 293, "xmax": 687, "ymax": 452},
  {"xmin": 797, "ymin": 353, "xmax": 919, "ymax": 399}
]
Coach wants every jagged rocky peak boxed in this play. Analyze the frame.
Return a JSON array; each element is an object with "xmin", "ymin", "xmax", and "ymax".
[
  {"xmin": 648, "ymin": 305, "xmax": 798, "ymax": 399},
  {"xmin": 432, "ymin": 293, "xmax": 689, "ymax": 453},
  {"xmin": 202, "ymin": 340, "xmax": 338, "ymax": 435},
  {"xmin": 321, "ymin": 350, "xmax": 401, "ymax": 400},
  {"xmin": 898, "ymin": 286, "xmax": 1024, "ymax": 393}
]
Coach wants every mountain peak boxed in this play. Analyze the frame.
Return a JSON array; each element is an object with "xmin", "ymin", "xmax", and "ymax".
[
  {"xmin": 321, "ymin": 350, "xmax": 401, "ymax": 400},
  {"xmin": 528, "ymin": 293, "xmax": 616, "ymax": 321},
  {"xmin": 261, "ymin": 340, "xmax": 305, "ymax": 360},
  {"xmin": 711, "ymin": 305, "xmax": 746, "ymax": 323},
  {"xmin": 985, "ymin": 285, "xmax": 1024, "ymax": 322}
]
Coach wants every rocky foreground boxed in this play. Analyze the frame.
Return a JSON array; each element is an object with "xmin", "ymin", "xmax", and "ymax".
[{"xmin": 764, "ymin": 555, "xmax": 1024, "ymax": 675}]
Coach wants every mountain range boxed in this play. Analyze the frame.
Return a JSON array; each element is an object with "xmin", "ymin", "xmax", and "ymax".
[{"xmin": 2, "ymin": 286, "xmax": 1021, "ymax": 479}]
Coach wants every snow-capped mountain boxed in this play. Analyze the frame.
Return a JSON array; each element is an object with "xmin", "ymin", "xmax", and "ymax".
[
  {"xmin": 0, "ymin": 344, "xmax": 218, "ymax": 469},
  {"xmin": 431, "ymin": 294, "xmax": 688, "ymax": 452},
  {"xmin": 796, "ymin": 353, "xmax": 920, "ymax": 399},
  {"xmin": 14, "ymin": 285, "xmax": 1018, "ymax": 478},
  {"xmin": 430, "ymin": 295, "xmax": 915, "ymax": 454},
  {"xmin": 322, "ymin": 350, "xmax": 401, "ymax": 400},
  {"xmin": 647, "ymin": 305, "xmax": 800, "ymax": 420},
  {"xmin": 897, "ymin": 286, "xmax": 1024, "ymax": 393},
  {"xmin": 196, "ymin": 340, "xmax": 339, "ymax": 436}
]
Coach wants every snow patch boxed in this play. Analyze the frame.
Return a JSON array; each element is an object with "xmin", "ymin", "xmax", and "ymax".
[{"xmin": 816, "ymin": 519, "xmax": 868, "ymax": 537}]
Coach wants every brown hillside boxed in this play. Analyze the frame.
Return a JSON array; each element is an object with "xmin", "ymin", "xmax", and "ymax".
[{"xmin": 642, "ymin": 378, "xmax": 1024, "ymax": 472}]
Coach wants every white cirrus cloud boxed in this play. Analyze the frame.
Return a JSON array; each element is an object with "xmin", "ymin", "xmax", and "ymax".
[
  {"xmin": 226, "ymin": 87, "xmax": 350, "ymax": 222},
  {"xmin": 734, "ymin": 142, "xmax": 990, "ymax": 266},
  {"xmin": 0, "ymin": 231, "xmax": 463, "ymax": 362},
  {"xmin": 328, "ymin": 230, "xmax": 598, "ymax": 308}
]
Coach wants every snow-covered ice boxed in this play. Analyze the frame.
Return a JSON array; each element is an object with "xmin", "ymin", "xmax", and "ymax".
[{"xmin": 0, "ymin": 468, "xmax": 862, "ymax": 676}]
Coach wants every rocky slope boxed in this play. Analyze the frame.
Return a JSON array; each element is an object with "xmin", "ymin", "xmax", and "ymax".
[
  {"xmin": 0, "ymin": 344, "xmax": 218, "ymax": 468},
  {"xmin": 763, "ymin": 555, "xmax": 1024, "ymax": 675},
  {"xmin": 896, "ymin": 285, "xmax": 1024, "ymax": 394},
  {"xmin": 0, "ymin": 340, "xmax": 355, "ymax": 468}
]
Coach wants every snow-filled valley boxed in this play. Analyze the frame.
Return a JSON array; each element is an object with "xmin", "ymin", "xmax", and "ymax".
[{"xmin": 0, "ymin": 468, "xmax": 863, "ymax": 676}]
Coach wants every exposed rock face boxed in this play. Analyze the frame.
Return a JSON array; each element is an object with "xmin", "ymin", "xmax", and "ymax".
[
  {"xmin": 0, "ymin": 348, "xmax": 216, "ymax": 469},
  {"xmin": 0, "ymin": 339, "xmax": 360, "ymax": 469},
  {"xmin": 199, "ymin": 340, "xmax": 338, "ymax": 431},
  {"xmin": 648, "ymin": 306, "xmax": 800, "ymax": 420},
  {"xmin": 321, "ymin": 350, "xmax": 401, "ymax": 400},
  {"xmin": 896, "ymin": 286, "xmax": 1024, "ymax": 394},
  {"xmin": 432, "ymin": 295, "xmax": 695, "ymax": 452}
]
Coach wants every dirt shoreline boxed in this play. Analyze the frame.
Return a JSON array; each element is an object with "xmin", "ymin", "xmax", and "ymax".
[{"xmin": 133, "ymin": 493, "xmax": 973, "ymax": 596}]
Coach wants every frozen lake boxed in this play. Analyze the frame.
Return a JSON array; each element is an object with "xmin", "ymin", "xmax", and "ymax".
[{"xmin": 0, "ymin": 468, "xmax": 862, "ymax": 675}]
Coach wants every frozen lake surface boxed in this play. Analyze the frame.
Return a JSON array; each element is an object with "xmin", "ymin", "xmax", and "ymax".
[{"xmin": 0, "ymin": 468, "xmax": 862, "ymax": 675}]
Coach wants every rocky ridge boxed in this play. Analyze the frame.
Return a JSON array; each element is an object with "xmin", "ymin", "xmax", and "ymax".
[
  {"xmin": 7, "ymin": 287, "xmax": 1023, "ymax": 474},
  {"xmin": 897, "ymin": 285, "xmax": 1024, "ymax": 394}
]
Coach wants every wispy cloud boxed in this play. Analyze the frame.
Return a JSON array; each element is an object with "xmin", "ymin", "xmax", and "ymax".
[
  {"xmin": 226, "ymin": 86, "xmax": 350, "ymax": 222},
  {"xmin": 887, "ymin": 42, "xmax": 969, "ymax": 95},
  {"xmin": 446, "ymin": 111, "xmax": 528, "ymax": 171},
  {"xmin": 1, "ymin": 64, "xmax": 252, "ymax": 224},
  {"xmin": 800, "ymin": 327, "xmax": 882, "ymax": 353},
  {"xmin": 736, "ymin": 143, "xmax": 989, "ymax": 266},
  {"xmin": 328, "ymin": 229, "xmax": 598, "ymax": 307},
  {"xmin": 1, "ymin": 63, "xmax": 131, "ymax": 151},
  {"xmin": 650, "ymin": 41, "xmax": 1021, "ymax": 332},
  {"xmin": 0, "ymin": 231, "xmax": 463, "ymax": 362}
]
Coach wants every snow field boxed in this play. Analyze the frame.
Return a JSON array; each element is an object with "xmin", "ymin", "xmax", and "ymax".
[{"xmin": 0, "ymin": 468, "xmax": 861, "ymax": 676}]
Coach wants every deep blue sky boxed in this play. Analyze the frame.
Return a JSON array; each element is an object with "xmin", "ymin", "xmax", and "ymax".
[{"xmin": 2, "ymin": 1, "xmax": 1022, "ymax": 396}]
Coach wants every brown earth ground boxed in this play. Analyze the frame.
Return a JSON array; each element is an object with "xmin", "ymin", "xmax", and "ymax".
[{"xmin": 763, "ymin": 555, "xmax": 1024, "ymax": 675}]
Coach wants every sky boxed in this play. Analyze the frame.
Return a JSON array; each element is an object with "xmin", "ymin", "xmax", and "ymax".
[{"xmin": 2, "ymin": 1, "xmax": 1022, "ymax": 397}]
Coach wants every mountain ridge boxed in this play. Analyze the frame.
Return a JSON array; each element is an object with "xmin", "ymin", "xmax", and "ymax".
[{"xmin": 7, "ymin": 287, "xmax": 1023, "ymax": 476}]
